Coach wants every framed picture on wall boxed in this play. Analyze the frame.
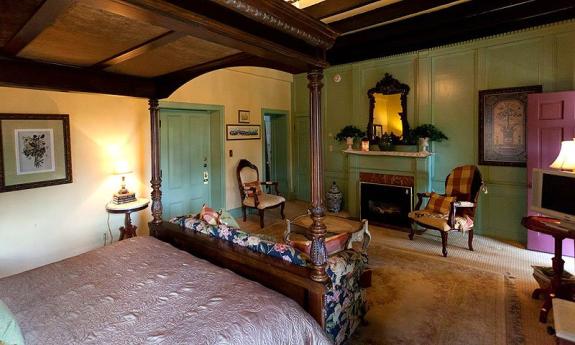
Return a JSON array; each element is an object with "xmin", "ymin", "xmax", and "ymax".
[
  {"xmin": 478, "ymin": 85, "xmax": 542, "ymax": 167},
  {"xmin": 226, "ymin": 124, "xmax": 261, "ymax": 140},
  {"xmin": 238, "ymin": 110, "xmax": 250, "ymax": 123},
  {"xmin": 0, "ymin": 114, "xmax": 72, "ymax": 192}
]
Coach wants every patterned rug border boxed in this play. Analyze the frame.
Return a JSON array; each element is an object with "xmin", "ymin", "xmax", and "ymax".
[
  {"xmin": 366, "ymin": 244, "xmax": 526, "ymax": 345},
  {"xmin": 505, "ymin": 274, "xmax": 526, "ymax": 345}
]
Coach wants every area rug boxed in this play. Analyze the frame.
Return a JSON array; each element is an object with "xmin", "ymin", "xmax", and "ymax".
[{"xmin": 347, "ymin": 245, "xmax": 525, "ymax": 345}]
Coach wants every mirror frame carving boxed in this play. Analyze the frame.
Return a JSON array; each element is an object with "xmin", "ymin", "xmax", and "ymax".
[{"xmin": 367, "ymin": 73, "xmax": 410, "ymax": 143}]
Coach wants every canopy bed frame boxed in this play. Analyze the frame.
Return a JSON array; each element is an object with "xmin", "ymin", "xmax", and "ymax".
[{"xmin": 1, "ymin": 0, "xmax": 338, "ymax": 328}]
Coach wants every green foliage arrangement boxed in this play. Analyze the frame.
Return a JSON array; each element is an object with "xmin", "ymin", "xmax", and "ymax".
[
  {"xmin": 335, "ymin": 125, "xmax": 366, "ymax": 142},
  {"xmin": 411, "ymin": 124, "xmax": 448, "ymax": 142}
]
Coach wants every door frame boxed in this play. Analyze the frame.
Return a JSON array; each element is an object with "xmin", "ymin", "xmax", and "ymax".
[
  {"xmin": 261, "ymin": 108, "xmax": 292, "ymax": 198},
  {"xmin": 159, "ymin": 101, "xmax": 226, "ymax": 210}
]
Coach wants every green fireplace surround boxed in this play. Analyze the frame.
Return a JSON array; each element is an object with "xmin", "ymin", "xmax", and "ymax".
[{"xmin": 290, "ymin": 20, "xmax": 575, "ymax": 243}]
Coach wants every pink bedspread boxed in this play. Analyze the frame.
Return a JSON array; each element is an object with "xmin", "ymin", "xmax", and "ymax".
[{"xmin": 0, "ymin": 237, "xmax": 331, "ymax": 345}]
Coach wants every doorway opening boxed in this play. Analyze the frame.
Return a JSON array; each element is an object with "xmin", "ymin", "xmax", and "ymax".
[{"xmin": 262, "ymin": 109, "xmax": 289, "ymax": 197}]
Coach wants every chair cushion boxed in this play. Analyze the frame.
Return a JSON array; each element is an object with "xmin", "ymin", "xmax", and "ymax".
[
  {"xmin": 409, "ymin": 209, "xmax": 474, "ymax": 232},
  {"xmin": 446, "ymin": 165, "xmax": 477, "ymax": 201},
  {"xmin": 243, "ymin": 180, "xmax": 262, "ymax": 196},
  {"xmin": 243, "ymin": 193, "xmax": 285, "ymax": 209},
  {"xmin": 424, "ymin": 192, "xmax": 456, "ymax": 215}
]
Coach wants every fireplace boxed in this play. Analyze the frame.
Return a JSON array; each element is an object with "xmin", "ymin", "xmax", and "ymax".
[{"xmin": 359, "ymin": 173, "xmax": 414, "ymax": 229}]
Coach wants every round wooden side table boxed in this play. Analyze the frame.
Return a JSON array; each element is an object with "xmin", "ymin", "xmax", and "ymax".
[{"xmin": 106, "ymin": 198, "xmax": 149, "ymax": 240}]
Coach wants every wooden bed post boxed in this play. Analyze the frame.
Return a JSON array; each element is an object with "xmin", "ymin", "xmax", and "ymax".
[
  {"xmin": 149, "ymin": 98, "xmax": 163, "ymax": 225},
  {"xmin": 307, "ymin": 69, "xmax": 328, "ymax": 283}
]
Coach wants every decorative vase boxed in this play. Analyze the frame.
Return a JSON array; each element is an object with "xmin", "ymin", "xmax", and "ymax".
[
  {"xmin": 419, "ymin": 137, "xmax": 430, "ymax": 152},
  {"xmin": 346, "ymin": 137, "xmax": 353, "ymax": 150},
  {"xmin": 326, "ymin": 181, "xmax": 343, "ymax": 213}
]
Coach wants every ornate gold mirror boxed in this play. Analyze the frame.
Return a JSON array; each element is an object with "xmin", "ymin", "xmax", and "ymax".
[{"xmin": 367, "ymin": 73, "xmax": 410, "ymax": 143}]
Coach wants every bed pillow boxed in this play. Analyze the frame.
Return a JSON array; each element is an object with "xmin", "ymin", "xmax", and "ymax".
[
  {"xmin": 424, "ymin": 192, "xmax": 456, "ymax": 216},
  {"xmin": 0, "ymin": 300, "xmax": 25, "ymax": 345}
]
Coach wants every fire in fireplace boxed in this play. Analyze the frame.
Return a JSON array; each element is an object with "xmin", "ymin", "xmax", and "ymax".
[{"xmin": 360, "ymin": 182, "xmax": 413, "ymax": 228}]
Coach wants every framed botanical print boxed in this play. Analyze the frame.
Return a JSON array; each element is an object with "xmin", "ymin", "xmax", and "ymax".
[
  {"xmin": 0, "ymin": 114, "xmax": 72, "ymax": 192},
  {"xmin": 478, "ymin": 85, "xmax": 542, "ymax": 167}
]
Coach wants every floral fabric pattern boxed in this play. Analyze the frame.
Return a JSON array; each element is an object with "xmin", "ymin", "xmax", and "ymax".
[
  {"xmin": 171, "ymin": 216, "xmax": 308, "ymax": 267},
  {"xmin": 325, "ymin": 250, "xmax": 369, "ymax": 344},
  {"xmin": 170, "ymin": 215, "xmax": 369, "ymax": 345}
]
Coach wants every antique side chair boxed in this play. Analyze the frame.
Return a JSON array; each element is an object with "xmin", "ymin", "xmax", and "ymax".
[
  {"xmin": 237, "ymin": 159, "xmax": 285, "ymax": 228},
  {"xmin": 408, "ymin": 165, "xmax": 485, "ymax": 257}
]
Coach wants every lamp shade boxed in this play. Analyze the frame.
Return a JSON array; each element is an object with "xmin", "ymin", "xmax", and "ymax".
[
  {"xmin": 113, "ymin": 160, "xmax": 133, "ymax": 175},
  {"xmin": 550, "ymin": 139, "xmax": 575, "ymax": 170}
]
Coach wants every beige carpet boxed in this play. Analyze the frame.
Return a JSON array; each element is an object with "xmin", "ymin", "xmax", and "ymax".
[
  {"xmin": 347, "ymin": 244, "xmax": 519, "ymax": 345},
  {"xmin": 237, "ymin": 200, "xmax": 575, "ymax": 345}
]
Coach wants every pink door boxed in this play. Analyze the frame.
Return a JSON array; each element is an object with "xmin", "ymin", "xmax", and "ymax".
[{"xmin": 527, "ymin": 91, "xmax": 575, "ymax": 256}]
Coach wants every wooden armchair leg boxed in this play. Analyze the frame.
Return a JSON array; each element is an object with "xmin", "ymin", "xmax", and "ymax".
[
  {"xmin": 280, "ymin": 202, "xmax": 285, "ymax": 219},
  {"xmin": 242, "ymin": 206, "xmax": 247, "ymax": 222},
  {"xmin": 259, "ymin": 209, "xmax": 265, "ymax": 228},
  {"xmin": 441, "ymin": 231, "xmax": 448, "ymax": 257},
  {"xmin": 468, "ymin": 229, "xmax": 474, "ymax": 251}
]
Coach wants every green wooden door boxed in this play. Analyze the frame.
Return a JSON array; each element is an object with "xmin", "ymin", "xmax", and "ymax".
[
  {"xmin": 161, "ymin": 109, "xmax": 211, "ymax": 219},
  {"xmin": 294, "ymin": 116, "xmax": 310, "ymax": 201},
  {"xmin": 264, "ymin": 113, "xmax": 289, "ymax": 195}
]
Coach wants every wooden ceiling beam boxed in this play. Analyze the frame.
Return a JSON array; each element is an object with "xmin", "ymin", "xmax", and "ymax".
[
  {"xmin": 303, "ymin": 0, "xmax": 379, "ymax": 20},
  {"xmin": 329, "ymin": 0, "xmax": 461, "ymax": 33},
  {"xmin": 92, "ymin": 31, "xmax": 186, "ymax": 69},
  {"xmin": 2, "ymin": 0, "xmax": 74, "ymax": 56},
  {"xmin": 0, "ymin": 55, "xmax": 158, "ymax": 98},
  {"xmin": 81, "ymin": 0, "xmax": 326, "ymax": 70},
  {"xmin": 328, "ymin": 0, "xmax": 575, "ymax": 64}
]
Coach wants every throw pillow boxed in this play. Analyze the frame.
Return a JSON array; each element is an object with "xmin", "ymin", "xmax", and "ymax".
[
  {"xmin": 0, "ymin": 300, "xmax": 24, "ymax": 345},
  {"xmin": 198, "ymin": 204, "xmax": 222, "ymax": 226},
  {"xmin": 243, "ymin": 181, "xmax": 262, "ymax": 197},
  {"xmin": 424, "ymin": 192, "xmax": 456, "ymax": 216}
]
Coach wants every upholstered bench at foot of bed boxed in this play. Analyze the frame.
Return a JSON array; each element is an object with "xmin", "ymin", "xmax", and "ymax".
[{"xmin": 169, "ymin": 215, "xmax": 369, "ymax": 345}]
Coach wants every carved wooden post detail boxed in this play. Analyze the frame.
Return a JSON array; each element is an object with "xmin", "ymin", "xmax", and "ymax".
[
  {"xmin": 307, "ymin": 69, "xmax": 328, "ymax": 283},
  {"xmin": 149, "ymin": 98, "xmax": 163, "ymax": 225}
]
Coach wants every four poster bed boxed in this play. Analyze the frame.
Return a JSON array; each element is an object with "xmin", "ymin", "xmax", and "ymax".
[{"xmin": 0, "ymin": 1, "xmax": 368, "ymax": 344}]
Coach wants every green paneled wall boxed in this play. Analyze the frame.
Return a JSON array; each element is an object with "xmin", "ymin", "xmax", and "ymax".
[{"xmin": 291, "ymin": 20, "xmax": 575, "ymax": 243}]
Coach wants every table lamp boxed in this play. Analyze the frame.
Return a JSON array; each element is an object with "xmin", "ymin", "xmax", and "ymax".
[
  {"xmin": 112, "ymin": 160, "xmax": 136, "ymax": 204},
  {"xmin": 550, "ymin": 139, "xmax": 575, "ymax": 171}
]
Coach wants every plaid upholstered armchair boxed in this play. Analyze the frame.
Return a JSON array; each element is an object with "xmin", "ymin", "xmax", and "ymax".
[{"xmin": 408, "ymin": 165, "xmax": 485, "ymax": 257}]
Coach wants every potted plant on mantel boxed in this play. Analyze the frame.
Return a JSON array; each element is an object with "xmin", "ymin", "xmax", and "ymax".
[
  {"xmin": 335, "ymin": 125, "xmax": 366, "ymax": 150},
  {"xmin": 411, "ymin": 124, "xmax": 448, "ymax": 152}
]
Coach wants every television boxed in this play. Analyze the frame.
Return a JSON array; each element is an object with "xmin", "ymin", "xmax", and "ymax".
[{"xmin": 531, "ymin": 168, "xmax": 575, "ymax": 230}]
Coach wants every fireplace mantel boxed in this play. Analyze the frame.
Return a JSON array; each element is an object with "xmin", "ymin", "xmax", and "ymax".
[{"xmin": 343, "ymin": 149, "xmax": 432, "ymax": 158}]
